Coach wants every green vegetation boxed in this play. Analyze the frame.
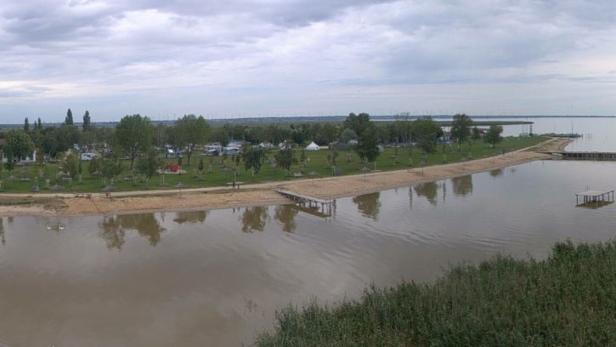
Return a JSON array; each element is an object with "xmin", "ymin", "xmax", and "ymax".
[
  {"xmin": 0, "ymin": 135, "xmax": 544, "ymax": 193},
  {"xmin": 258, "ymin": 240, "xmax": 616, "ymax": 346},
  {"xmin": 0, "ymin": 110, "xmax": 544, "ymax": 193}
]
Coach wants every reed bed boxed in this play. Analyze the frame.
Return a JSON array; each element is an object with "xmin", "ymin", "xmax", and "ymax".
[{"xmin": 257, "ymin": 241, "xmax": 616, "ymax": 346}]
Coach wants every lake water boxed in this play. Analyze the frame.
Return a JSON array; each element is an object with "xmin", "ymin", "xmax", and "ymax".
[{"xmin": 1, "ymin": 118, "xmax": 616, "ymax": 346}]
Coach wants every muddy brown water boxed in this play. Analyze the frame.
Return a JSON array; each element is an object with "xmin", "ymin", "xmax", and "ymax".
[{"xmin": 2, "ymin": 119, "xmax": 616, "ymax": 346}]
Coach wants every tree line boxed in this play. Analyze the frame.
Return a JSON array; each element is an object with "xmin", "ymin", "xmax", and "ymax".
[{"xmin": 0, "ymin": 110, "xmax": 504, "ymax": 182}]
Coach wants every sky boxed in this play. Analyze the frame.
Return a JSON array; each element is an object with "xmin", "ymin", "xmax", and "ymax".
[{"xmin": 1, "ymin": 0, "xmax": 616, "ymax": 122}]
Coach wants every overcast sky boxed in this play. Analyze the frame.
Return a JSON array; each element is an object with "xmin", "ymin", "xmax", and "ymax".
[{"xmin": 1, "ymin": 0, "xmax": 615, "ymax": 122}]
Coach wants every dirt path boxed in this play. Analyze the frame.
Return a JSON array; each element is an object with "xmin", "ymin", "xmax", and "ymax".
[{"xmin": 0, "ymin": 138, "xmax": 569, "ymax": 217}]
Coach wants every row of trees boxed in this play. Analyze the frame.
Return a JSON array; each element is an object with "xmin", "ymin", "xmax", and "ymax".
[{"xmin": 1, "ymin": 111, "xmax": 504, "ymax": 183}]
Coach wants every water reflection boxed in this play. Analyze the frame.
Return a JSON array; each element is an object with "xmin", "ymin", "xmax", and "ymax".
[
  {"xmin": 0, "ymin": 218, "xmax": 4, "ymax": 246},
  {"xmin": 352, "ymin": 192, "xmax": 381, "ymax": 220},
  {"xmin": 489, "ymin": 168, "xmax": 504, "ymax": 177},
  {"xmin": 414, "ymin": 182, "xmax": 440, "ymax": 205},
  {"xmin": 241, "ymin": 207, "xmax": 268, "ymax": 233},
  {"xmin": 99, "ymin": 214, "xmax": 166, "ymax": 249},
  {"xmin": 174, "ymin": 210, "xmax": 208, "ymax": 224},
  {"xmin": 451, "ymin": 175, "xmax": 473, "ymax": 197},
  {"xmin": 274, "ymin": 205, "xmax": 299, "ymax": 233}
]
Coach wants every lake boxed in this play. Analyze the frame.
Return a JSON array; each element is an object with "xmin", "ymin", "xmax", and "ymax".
[{"xmin": 0, "ymin": 117, "xmax": 615, "ymax": 346}]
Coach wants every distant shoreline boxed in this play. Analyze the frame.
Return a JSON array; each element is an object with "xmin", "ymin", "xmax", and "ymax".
[
  {"xmin": 0, "ymin": 137, "xmax": 570, "ymax": 217},
  {"xmin": 0, "ymin": 115, "xmax": 612, "ymax": 128}
]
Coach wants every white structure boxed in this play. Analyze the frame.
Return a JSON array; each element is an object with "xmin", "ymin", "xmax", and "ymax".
[
  {"xmin": 2, "ymin": 150, "xmax": 37, "ymax": 164},
  {"xmin": 204, "ymin": 143, "xmax": 223, "ymax": 156},
  {"xmin": 80, "ymin": 152, "xmax": 97, "ymax": 161},
  {"xmin": 259, "ymin": 142, "xmax": 274, "ymax": 149},
  {"xmin": 305, "ymin": 142, "xmax": 320, "ymax": 151}
]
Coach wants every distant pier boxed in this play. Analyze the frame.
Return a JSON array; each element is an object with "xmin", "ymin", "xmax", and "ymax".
[
  {"xmin": 576, "ymin": 190, "xmax": 615, "ymax": 208},
  {"xmin": 546, "ymin": 151, "xmax": 616, "ymax": 161}
]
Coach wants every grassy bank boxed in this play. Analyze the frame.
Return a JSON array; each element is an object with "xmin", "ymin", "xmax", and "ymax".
[
  {"xmin": 0, "ymin": 136, "xmax": 545, "ymax": 193},
  {"xmin": 258, "ymin": 240, "xmax": 616, "ymax": 346}
]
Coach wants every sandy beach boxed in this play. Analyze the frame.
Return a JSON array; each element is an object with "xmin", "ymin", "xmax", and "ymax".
[{"xmin": 0, "ymin": 138, "xmax": 569, "ymax": 217}]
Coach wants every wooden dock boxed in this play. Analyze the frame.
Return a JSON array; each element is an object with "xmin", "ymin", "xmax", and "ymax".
[
  {"xmin": 551, "ymin": 151, "xmax": 616, "ymax": 161},
  {"xmin": 275, "ymin": 189, "xmax": 335, "ymax": 217},
  {"xmin": 576, "ymin": 190, "xmax": 615, "ymax": 208}
]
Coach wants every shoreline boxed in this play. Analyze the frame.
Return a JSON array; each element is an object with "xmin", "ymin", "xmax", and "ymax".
[{"xmin": 0, "ymin": 138, "xmax": 570, "ymax": 217}]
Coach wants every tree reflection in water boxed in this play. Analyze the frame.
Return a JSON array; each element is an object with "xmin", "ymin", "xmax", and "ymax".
[
  {"xmin": 274, "ymin": 205, "xmax": 299, "ymax": 233},
  {"xmin": 451, "ymin": 175, "xmax": 473, "ymax": 197},
  {"xmin": 99, "ymin": 213, "xmax": 166, "ymax": 250},
  {"xmin": 173, "ymin": 210, "xmax": 208, "ymax": 224},
  {"xmin": 414, "ymin": 182, "xmax": 439, "ymax": 206},
  {"xmin": 352, "ymin": 192, "xmax": 381, "ymax": 220},
  {"xmin": 241, "ymin": 207, "xmax": 268, "ymax": 233},
  {"xmin": 490, "ymin": 168, "xmax": 504, "ymax": 177}
]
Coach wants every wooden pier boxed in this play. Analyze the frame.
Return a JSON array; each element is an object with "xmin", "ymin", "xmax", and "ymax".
[
  {"xmin": 576, "ymin": 190, "xmax": 615, "ymax": 208},
  {"xmin": 552, "ymin": 151, "xmax": 616, "ymax": 161},
  {"xmin": 275, "ymin": 189, "xmax": 335, "ymax": 217}
]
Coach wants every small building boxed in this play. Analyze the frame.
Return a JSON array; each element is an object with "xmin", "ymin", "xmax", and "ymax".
[{"xmin": 305, "ymin": 141, "xmax": 320, "ymax": 151}]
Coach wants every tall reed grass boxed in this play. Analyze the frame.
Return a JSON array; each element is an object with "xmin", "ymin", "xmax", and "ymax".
[{"xmin": 258, "ymin": 241, "xmax": 616, "ymax": 346}]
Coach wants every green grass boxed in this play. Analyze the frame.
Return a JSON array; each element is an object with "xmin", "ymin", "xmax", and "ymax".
[
  {"xmin": 257, "ymin": 240, "xmax": 616, "ymax": 346},
  {"xmin": 0, "ymin": 136, "xmax": 545, "ymax": 193}
]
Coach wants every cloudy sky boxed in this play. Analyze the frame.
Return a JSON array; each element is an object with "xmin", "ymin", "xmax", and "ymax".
[{"xmin": 0, "ymin": 0, "xmax": 615, "ymax": 122}]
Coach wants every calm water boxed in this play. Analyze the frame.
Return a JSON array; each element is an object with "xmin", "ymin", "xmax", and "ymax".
[{"xmin": 1, "ymin": 118, "xmax": 616, "ymax": 346}]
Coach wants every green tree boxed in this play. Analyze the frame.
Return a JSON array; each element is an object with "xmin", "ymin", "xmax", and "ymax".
[
  {"xmin": 412, "ymin": 118, "xmax": 443, "ymax": 154},
  {"xmin": 242, "ymin": 146, "xmax": 266, "ymax": 175},
  {"xmin": 485, "ymin": 125, "xmax": 503, "ymax": 148},
  {"xmin": 471, "ymin": 127, "xmax": 481, "ymax": 140},
  {"xmin": 114, "ymin": 114, "xmax": 153, "ymax": 170},
  {"xmin": 101, "ymin": 156, "xmax": 124, "ymax": 184},
  {"xmin": 23, "ymin": 117, "xmax": 29, "ymax": 132},
  {"xmin": 137, "ymin": 148, "xmax": 162, "ymax": 180},
  {"xmin": 198, "ymin": 157, "xmax": 205, "ymax": 174},
  {"xmin": 356, "ymin": 128, "xmax": 380, "ymax": 165},
  {"xmin": 65, "ymin": 108, "xmax": 74, "ymax": 125},
  {"xmin": 4, "ymin": 130, "xmax": 34, "ymax": 169},
  {"xmin": 450, "ymin": 113, "xmax": 473, "ymax": 149},
  {"xmin": 173, "ymin": 114, "xmax": 210, "ymax": 166},
  {"xmin": 83, "ymin": 110, "xmax": 91, "ymax": 131},
  {"xmin": 339, "ymin": 128, "xmax": 358, "ymax": 144},
  {"xmin": 275, "ymin": 148, "xmax": 294, "ymax": 174},
  {"xmin": 88, "ymin": 157, "xmax": 101, "ymax": 177},
  {"xmin": 61, "ymin": 153, "xmax": 80, "ymax": 180},
  {"xmin": 36, "ymin": 118, "xmax": 42, "ymax": 130},
  {"xmin": 343, "ymin": 113, "xmax": 372, "ymax": 136}
]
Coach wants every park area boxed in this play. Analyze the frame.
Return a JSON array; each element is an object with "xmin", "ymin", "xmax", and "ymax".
[{"xmin": 0, "ymin": 136, "xmax": 546, "ymax": 193}]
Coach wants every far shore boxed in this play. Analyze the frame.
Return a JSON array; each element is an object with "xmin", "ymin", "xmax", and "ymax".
[{"xmin": 0, "ymin": 137, "xmax": 570, "ymax": 217}]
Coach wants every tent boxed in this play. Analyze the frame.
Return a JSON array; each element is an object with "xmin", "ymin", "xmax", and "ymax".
[{"xmin": 305, "ymin": 141, "xmax": 320, "ymax": 151}]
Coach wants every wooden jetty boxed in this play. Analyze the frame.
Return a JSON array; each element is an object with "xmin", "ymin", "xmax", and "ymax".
[
  {"xmin": 576, "ymin": 190, "xmax": 615, "ymax": 208},
  {"xmin": 275, "ymin": 189, "xmax": 335, "ymax": 217},
  {"xmin": 551, "ymin": 151, "xmax": 616, "ymax": 161}
]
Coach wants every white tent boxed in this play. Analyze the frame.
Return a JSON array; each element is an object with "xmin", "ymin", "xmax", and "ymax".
[{"xmin": 305, "ymin": 142, "xmax": 320, "ymax": 151}]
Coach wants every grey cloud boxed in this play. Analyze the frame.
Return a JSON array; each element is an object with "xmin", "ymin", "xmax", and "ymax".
[{"xmin": 1, "ymin": 0, "xmax": 616, "ymax": 120}]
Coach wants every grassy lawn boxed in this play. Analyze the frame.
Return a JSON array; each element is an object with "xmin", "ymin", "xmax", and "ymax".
[
  {"xmin": 257, "ymin": 240, "xmax": 616, "ymax": 346},
  {"xmin": 0, "ymin": 136, "xmax": 546, "ymax": 193}
]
